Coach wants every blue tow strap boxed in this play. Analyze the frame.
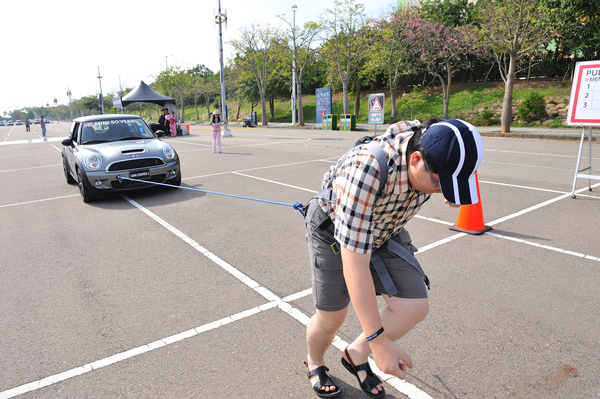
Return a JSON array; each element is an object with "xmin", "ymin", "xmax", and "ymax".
[{"xmin": 116, "ymin": 175, "xmax": 306, "ymax": 218}]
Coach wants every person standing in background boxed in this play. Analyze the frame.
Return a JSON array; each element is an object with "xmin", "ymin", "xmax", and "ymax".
[
  {"xmin": 158, "ymin": 108, "xmax": 167, "ymax": 134},
  {"xmin": 164, "ymin": 109, "xmax": 172, "ymax": 136},
  {"xmin": 25, "ymin": 118, "xmax": 30, "ymax": 132},
  {"xmin": 40, "ymin": 116, "xmax": 46, "ymax": 137},
  {"xmin": 169, "ymin": 111, "xmax": 177, "ymax": 137},
  {"xmin": 210, "ymin": 110, "xmax": 226, "ymax": 153}
]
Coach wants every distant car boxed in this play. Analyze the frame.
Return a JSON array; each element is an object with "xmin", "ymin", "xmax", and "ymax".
[
  {"xmin": 7, "ymin": 121, "xmax": 14, "ymax": 126},
  {"xmin": 15, "ymin": 120, "xmax": 23, "ymax": 125},
  {"xmin": 0, "ymin": 121, "xmax": 5, "ymax": 126},
  {"xmin": 61, "ymin": 114, "xmax": 181, "ymax": 203},
  {"xmin": 34, "ymin": 119, "xmax": 41, "ymax": 124}
]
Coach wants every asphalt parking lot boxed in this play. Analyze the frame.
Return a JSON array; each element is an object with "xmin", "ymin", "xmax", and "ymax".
[{"xmin": 1, "ymin": 121, "xmax": 599, "ymax": 399}]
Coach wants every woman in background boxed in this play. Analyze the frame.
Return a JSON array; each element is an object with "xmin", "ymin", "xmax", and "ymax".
[
  {"xmin": 210, "ymin": 110, "xmax": 226, "ymax": 153},
  {"xmin": 169, "ymin": 111, "xmax": 177, "ymax": 136}
]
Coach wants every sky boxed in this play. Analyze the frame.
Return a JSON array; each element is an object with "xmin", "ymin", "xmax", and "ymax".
[{"xmin": 0, "ymin": 0, "xmax": 396, "ymax": 116}]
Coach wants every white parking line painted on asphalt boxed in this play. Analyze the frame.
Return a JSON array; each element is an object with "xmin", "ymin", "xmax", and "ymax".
[
  {"xmin": 417, "ymin": 182, "xmax": 600, "ymax": 264},
  {"xmin": 0, "ymin": 164, "xmax": 62, "ymax": 173},
  {"xmin": 123, "ymin": 195, "xmax": 435, "ymax": 399},
  {"xmin": 3, "ymin": 159, "xmax": 597, "ymax": 398},
  {"xmin": 0, "ymin": 194, "xmax": 79, "ymax": 208},
  {"xmin": 233, "ymin": 172, "xmax": 318, "ymax": 193},
  {"xmin": 0, "ymin": 303, "xmax": 280, "ymax": 399},
  {"xmin": 0, "ymin": 194, "xmax": 434, "ymax": 399}
]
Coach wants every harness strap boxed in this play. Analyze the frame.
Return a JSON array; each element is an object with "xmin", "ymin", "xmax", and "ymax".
[
  {"xmin": 370, "ymin": 251, "xmax": 399, "ymax": 297},
  {"xmin": 382, "ymin": 239, "xmax": 431, "ymax": 290},
  {"xmin": 369, "ymin": 238, "xmax": 430, "ymax": 297}
]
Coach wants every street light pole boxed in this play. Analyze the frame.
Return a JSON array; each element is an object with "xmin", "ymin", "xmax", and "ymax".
[
  {"xmin": 216, "ymin": 0, "xmax": 232, "ymax": 137},
  {"xmin": 97, "ymin": 66, "xmax": 105, "ymax": 115},
  {"xmin": 67, "ymin": 88, "xmax": 73, "ymax": 121},
  {"xmin": 291, "ymin": 4, "xmax": 297, "ymax": 126},
  {"xmin": 54, "ymin": 97, "xmax": 58, "ymax": 123}
]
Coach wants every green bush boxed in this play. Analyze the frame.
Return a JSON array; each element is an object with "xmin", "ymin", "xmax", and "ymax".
[
  {"xmin": 518, "ymin": 92, "xmax": 547, "ymax": 122},
  {"xmin": 480, "ymin": 108, "xmax": 494, "ymax": 120}
]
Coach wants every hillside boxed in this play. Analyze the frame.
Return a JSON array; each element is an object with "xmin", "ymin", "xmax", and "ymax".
[{"xmin": 183, "ymin": 79, "xmax": 574, "ymax": 128}]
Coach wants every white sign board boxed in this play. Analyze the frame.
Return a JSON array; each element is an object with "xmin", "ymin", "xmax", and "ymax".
[
  {"xmin": 368, "ymin": 93, "xmax": 385, "ymax": 124},
  {"xmin": 112, "ymin": 97, "xmax": 122, "ymax": 109},
  {"xmin": 566, "ymin": 60, "xmax": 600, "ymax": 127}
]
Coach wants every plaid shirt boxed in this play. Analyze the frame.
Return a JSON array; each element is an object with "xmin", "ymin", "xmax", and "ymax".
[{"xmin": 318, "ymin": 120, "xmax": 431, "ymax": 254}]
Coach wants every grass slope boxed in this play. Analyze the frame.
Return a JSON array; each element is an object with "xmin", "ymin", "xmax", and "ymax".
[{"xmin": 184, "ymin": 79, "xmax": 574, "ymax": 128}]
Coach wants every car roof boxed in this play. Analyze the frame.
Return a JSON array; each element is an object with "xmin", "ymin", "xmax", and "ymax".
[{"xmin": 73, "ymin": 114, "xmax": 144, "ymax": 123}]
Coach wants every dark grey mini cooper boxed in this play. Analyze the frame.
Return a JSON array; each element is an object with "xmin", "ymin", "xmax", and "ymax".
[{"xmin": 61, "ymin": 114, "xmax": 181, "ymax": 203}]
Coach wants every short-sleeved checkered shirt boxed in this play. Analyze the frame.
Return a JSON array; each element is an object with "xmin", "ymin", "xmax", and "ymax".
[{"xmin": 318, "ymin": 120, "xmax": 431, "ymax": 254}]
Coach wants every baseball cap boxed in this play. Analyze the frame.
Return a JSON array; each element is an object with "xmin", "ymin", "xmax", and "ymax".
[{"xmin": 421, "ymin": 119, "xmax": 484, "ymax": 205}]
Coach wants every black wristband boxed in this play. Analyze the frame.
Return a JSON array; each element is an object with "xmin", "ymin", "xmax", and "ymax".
[{"xmin": 365, "ymin": 327, "xmax": 385, "ymax": 342}]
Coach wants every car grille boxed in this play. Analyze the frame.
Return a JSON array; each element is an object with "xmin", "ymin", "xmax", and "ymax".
[
  {"xmin": 107, "ymin": 158, "xmax": 164, "ymax": 171},
  {"xmin": 111, "ymin": 174, "xmax": 166, "ymax": 189}
]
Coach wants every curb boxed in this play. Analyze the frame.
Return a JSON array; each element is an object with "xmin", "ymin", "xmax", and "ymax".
[{"xmin": 184, "ymin": 122, "xmax": 597, "ymax": 142}]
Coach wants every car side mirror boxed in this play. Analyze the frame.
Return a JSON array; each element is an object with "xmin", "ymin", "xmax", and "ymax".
[
  {"xmin": 61, "ymin": 138, "xmax": 73, "ymax": 146},
  {"xmin": 155, "ymin": 130, "xmax": 165, "ymax": 137}
]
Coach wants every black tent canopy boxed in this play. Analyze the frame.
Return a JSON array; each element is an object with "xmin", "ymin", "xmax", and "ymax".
[{"xmin": 121, "ymin": 80, "xmax": 175, "ymax": 108}]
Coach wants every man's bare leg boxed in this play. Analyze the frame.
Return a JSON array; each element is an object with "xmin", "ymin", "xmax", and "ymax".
[{"xmin": 306, "ymin": 307, "xmax": 349, "ymax": 394}]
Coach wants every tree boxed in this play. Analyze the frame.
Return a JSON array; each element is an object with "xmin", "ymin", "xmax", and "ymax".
[
  {"xmin": 544, "ymin": 0, "xmax": 600, "ymax": 77},
  {"xmin": 398, "ymin": 86, "xmax": 427, "ymax": 120},
  {"xmin": 476, "ymin": 0, "xmax": 554, "ymax": 133},
  {"xmin": 154, "ymin": 66, "xmax": 193, "ymax": 123},
  {"xmin": 280, "ymin": 13, "xmax": 322, "ymax": 126},
  {"xmin": 366, "ymin": 7, "xmax": 421, "ymax": 119},
  {"xmin": 230, "ymin": 23, "xmax": 281, "ymax": 126},
  {"xmin": 419, "ymin": 0, "xmax": 474, "ymax": 26},
  {"xmin": 320, "ymin": 0, "xmax": 370, "ymax": 114},
  {"xmin": 404, "ymin": 9, "xmax": 478, "ymax": 119},
  {"xmin": 189, "ymin": 65, "xmax": 219, "ymax": 120}
]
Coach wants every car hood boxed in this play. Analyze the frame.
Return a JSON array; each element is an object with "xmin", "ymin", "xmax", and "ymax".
[{"xmin": 77, "ymin": 139, "xmax": 175, "ymax": 163}]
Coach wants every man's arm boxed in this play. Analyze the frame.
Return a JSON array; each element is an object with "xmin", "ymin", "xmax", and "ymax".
[{"xmin": 341, "ymin": 246, "xmax": 413, "ymax": 379}]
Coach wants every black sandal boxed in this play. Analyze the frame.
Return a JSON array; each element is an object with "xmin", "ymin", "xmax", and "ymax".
[
  {"xmin": 341, "ymin": 348, "xmax": 386, "ymax": 399},
  {"xmin": 304, "ymin": 361, "xmax": 342, "ymax": 398}
]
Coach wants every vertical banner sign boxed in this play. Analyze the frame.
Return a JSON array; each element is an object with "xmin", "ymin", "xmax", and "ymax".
[
  {"xmin": 112, "ymin": 97, "xmax": 122, "ymax": 109},
  {"xmin": 316, "ymin": 87, "xmax": 332, "ymax": 124},
  {"xmin": 566, "ymin": 60, "xmax": 600, "ymax": 127},
  {"xmin": 368, "ymin": 93, "xmax": 385, "ymax": 124}
]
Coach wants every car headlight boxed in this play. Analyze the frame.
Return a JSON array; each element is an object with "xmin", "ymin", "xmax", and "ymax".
[
  {"xmin": 84, "ymin": 154, "xmax": 102, "ymax": 169},
  {"xmin": 163, "ymin": 145, "xmax": 176, "ymax": 160}
]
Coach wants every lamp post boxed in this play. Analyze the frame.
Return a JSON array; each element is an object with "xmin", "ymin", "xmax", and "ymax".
[
  {"xmin": 291, "ymin": 4, "xmax": 297, "ymax": 126},
  {"xmin": 97, "ymin": 66, "xmax": 105, "ymax": 115},
  {"xmin": 165, "ymin": 56, "xmax": 168, "ymax": 71},
  {"xmin": 215, "ymin": 0, "xmax": 231, "ymax": 137},
  {"xmin": 67, "ymin": 88, "xmax": 73, "ymax": 121},
  {"xmin": 54, "ymin": 97, "xmax": 58, "ymax": 123}
]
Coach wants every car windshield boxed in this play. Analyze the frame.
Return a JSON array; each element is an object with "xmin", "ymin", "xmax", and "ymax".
[{"xmin": 81, "ymin": 119, "xmax": 155, "ymax": 144}]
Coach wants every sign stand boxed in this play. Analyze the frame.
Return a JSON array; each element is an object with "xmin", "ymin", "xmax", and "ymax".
[
  {"xmin": 570, "ymin": 126, "xmax": 599, "ymax": 198},
  {"xmin": 565, "ymin": 60, "xmax": 600, "ymax": 198},
  {"xmin": 368, "ymin": 93, "xmax": 385, "ymax": 135}
]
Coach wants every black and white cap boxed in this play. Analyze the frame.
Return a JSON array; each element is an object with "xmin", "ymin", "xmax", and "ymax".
[{"xmin": 421, "ymin": 119, "xmax": 484, "ymax": 205}]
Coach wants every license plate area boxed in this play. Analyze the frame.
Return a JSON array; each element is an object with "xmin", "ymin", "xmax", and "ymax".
[{"xmin": 130, "ymin": 169, "xmax": 151, "ymax": 179}]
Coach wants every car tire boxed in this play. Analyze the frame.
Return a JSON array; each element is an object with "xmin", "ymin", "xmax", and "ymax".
[
  {"xmin": 63, "ymin": 157, "xmax": 76, "ymax": 184},
  {"xmin": 77, "ymin": 168, "xmax": 96, "ymax": 203}
]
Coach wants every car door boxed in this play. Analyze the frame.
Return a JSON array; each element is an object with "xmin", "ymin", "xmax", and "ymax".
[{"xmin": 64, "ymin": 122, "xmax": 81, "ymax": 173}]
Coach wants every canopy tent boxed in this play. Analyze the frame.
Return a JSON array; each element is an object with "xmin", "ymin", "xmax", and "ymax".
[{"xmin": 121, "ymin": 81, "xmax": 175, "ymax": 108}]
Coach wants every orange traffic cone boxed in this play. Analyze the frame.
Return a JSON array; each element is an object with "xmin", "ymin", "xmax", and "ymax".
[{"xmin": 449, "ymin": 173, "xmax": 491, "ymax": 235}]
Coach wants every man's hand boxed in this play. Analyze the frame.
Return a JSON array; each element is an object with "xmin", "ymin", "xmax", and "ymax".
[{"xmin": 370, "ymin": 336, "xmax": 413, "ymax": 379}]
